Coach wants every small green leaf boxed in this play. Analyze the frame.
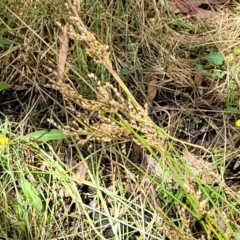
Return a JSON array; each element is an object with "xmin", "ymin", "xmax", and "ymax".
[
  {"xmin": 225, "ymin": 107, "xmax": 238, "ymax": 113},
  {"xmin": 206, "ymin": 52, "xmax": 224, "ymax": 66},
  {"xmin": 20, "ymin": 179, "xmax": 42, "ymax": 212},
  {"xmin": 230, "ymin": 80, "xmax": 237, "ymax": 90},
  {"xmin": 214, "ymin": 69, "xmax": 227, "ymax": 79},
  {"xmin": 25, "ymin": 129, "xmax": 66, "ymax": 142},
  {"xmin": 0, "ymin": 39, "xmax": 16, "ymax": 46},
  {"xmin": 196, "ymin": 64, "xmax": 207, "ymax": 74},
  {"xmin": 0, "ymin": 82, "xmax": 11, "ymax": 92}
]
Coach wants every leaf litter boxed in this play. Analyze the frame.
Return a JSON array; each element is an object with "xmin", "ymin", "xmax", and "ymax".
[
  {"xmin": 147, "ymin": 75, "xmax": 158, "ymax": 103},
  {"xmin": 182, "ymin": 149, "xmax": 220, "ymax": 185},
  {"xmin": 57, "ymin": 24, "xmax": 69, "ymax": 82},
  {"xmin": 168, "ymin": 0, "xmax": 228, "ymax": 19},
  {"xmin": 1, "ymin": 0, "xmax": 240, "ymax": 239}
]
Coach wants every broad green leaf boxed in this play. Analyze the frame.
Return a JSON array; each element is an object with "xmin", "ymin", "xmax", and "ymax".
[
  {"xmin": 0, "ymin": 82, "xmax": 11, "ymax": 92},
  {"xmin": 20, "ymin": 179, "xmax": 42, "ymax": 212},
  {"xmin": 206, "ymin": 52, "xmax": 224, "ymax": 66},
  {"xmin": 0, "ymin": 39, "xmax": 15, "ymax": 46},
  {"xmin": 25, "ymin": 129, "xmax": 66, "ymax": 142}
]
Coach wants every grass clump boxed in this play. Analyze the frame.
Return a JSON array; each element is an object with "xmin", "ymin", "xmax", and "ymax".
[{"xmin": 1, "ymin": 0, "xmax": 240, "ymax": 239}]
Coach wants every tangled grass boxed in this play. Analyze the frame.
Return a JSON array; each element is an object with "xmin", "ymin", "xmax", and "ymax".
[{"xmin": 0, "ymin": 0, "xmax": 240, "ymax": 239}]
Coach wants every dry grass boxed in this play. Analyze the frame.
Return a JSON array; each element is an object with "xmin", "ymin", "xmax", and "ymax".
[{"xmin": 1, "ymin": 0, "xmax": 240, "ymax": 239}]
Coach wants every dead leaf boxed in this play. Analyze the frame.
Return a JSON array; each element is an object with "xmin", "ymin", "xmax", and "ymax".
[
  {"xmin": 58, "ymin": 24, "xmax": 69, "ymax": 82},
  {"xmin": 141, "ymin": 153, "xmax": 164, "ymax": 176},
  {"xmin": 168, "ymin": 1, "xmax": 180, "ymax": 13},
  {"xmin": 194, "ymin": 73, "xmax": 203, "ymax": 87},
  {"xmin": 141, "ymin": 153, "xmax": 178, "ymax": 189},
  {"xmin": 182, "ymin": 149, "xmax": 220, "ymax": 184},
  {"xmin": 194, "ymin": 97, "xmax": 215, "ymax": 109},
  {"xmin": 168, "ymin": 0, "xmax": 228, "ymax": 19},
  {"xmin": 192, "ymin": 8, "xmax": 214, "ymax": 19},
  {"xmin": 59, "ymin": 188, "xmax": 71, "ymax": 198},
  {"xmin": 218, "ymin": 219, "xmax": 226, "ymax": 233},
  {"xmin": 147, "ymin": 75, "xmax": 158, "ymax": 103},
  {"xmin": 73, "ymin": 162, "xmax": 88, "ymax": 186},
  {"xmin": 12, "ymin": 84, "xmax": 28, "ymax": 91}
]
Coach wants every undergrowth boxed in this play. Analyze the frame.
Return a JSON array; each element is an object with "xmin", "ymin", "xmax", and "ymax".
[{"xmin": 0, "ymin": 0, "xmax": 240, "ymax": 239}]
